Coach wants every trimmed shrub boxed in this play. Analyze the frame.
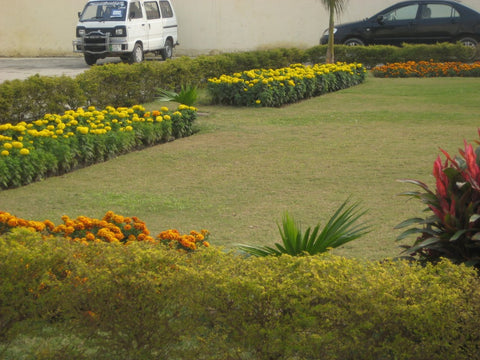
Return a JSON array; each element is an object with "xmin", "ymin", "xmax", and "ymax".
[
  {"xmin": 0, "ymin": 43, "xmax": 474, "ymax": 124},
  {"xmin": 0, "ymin": 75, "xmax": 85, "ymax": 124},
  {"xmin": 1, "ymin": 230, "xmax": 479, "ymax": 359}
]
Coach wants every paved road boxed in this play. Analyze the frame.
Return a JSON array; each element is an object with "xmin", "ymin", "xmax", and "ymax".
[
  {"xmin": 0, "ymin": 56, "xmax": 121, "ymax": 83},
  {"xmin": 0, "ymin": 56, "xmax": 175, "ymax": 83}
]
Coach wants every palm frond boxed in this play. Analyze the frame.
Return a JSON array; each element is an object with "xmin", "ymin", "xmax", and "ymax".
[{"xmin": 237, "ymin": 199, "xmax": 369, "ymax": 257}]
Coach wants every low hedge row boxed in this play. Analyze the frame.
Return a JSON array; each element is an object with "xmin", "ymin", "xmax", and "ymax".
[
  {"xmin": 1, "ymin": 229, "xmax": 479, "ymax": 359},
  {"xmin": 0, "ymin": 43, "xmax": 475, "ymax": 124}
]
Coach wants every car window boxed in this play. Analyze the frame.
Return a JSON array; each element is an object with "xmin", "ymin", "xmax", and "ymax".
[
  {"xmin": 383, "ymin": 4, "xmax": 419, "ymax": 21},
  {"xmin": 145, "ymin": 1, "xmax": 161, "ymax": 19},
  {"xmin": 421, "ymin": 4, "xmax": 459, "ymax": 19},
  {"xmin": 129, "ymin": 1, "xmax": 143, "ymax": 19},
  {"xmin": 159, "ymin": 1, "xmax": 173, "ymax": 18}
]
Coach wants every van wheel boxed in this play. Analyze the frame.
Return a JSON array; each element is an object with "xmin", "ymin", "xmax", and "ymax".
[
  {"xmin": 84, "ymin": 53, "xmax": 98, "ymax": 66},
  {"xmin": 160, "ymin": 39, "xmax": 173, "ymax": 60},
  {"xmin": 129, "ymin": 43, "xmax": 144, "ymax": 63}
]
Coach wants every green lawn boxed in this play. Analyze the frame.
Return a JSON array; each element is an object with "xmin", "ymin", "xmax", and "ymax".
[{"xmin": 2, "ymin": 74, "xmax": 480, "ymax": 260}]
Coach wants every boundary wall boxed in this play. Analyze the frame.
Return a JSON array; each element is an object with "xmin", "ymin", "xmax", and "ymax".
[{"xmin": 1, "ymin": 0, "xmax": 478, "ymax": 57}]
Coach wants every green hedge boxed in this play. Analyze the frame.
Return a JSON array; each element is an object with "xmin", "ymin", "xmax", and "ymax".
[
  {"xmin": 1, "ymin": 229, "xmax": 479, "ymax": 359},
  {"xmin": 0, "ymin": 43, "xmax": 476, "ymax": 124}
]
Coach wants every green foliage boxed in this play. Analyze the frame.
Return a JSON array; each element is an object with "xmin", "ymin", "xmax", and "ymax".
[
  {"xmin": 207, "ymin": 63, "xmax": 367, "ymax": 107},
  {"xmin": 157, "ymin": 84, "xmax": 198, "ymax": 106},
  {"xmin": 396, "ymin": 133, "xmax": 480, "ymax": 267},
  {"xmin": 1, "ymin": 230, "xmax": 480, "ymax": 359},
  {"xmin": 0, "ymin": 44, "xmax": 474, "ymax": 124},
  {"xmin": 237, "ymin": 200, "xmax": 369, "ymax": 256},
  {"xmin": 0, "ymin": 105, "xmax": 197, "ymax": 189},
  {"xmin": 0, "ymin": 75, "xmax": 85, "ymax": 124},
  {"xmin": 304, "ymin": 42, "xmax": 477, "ymax": 68}
]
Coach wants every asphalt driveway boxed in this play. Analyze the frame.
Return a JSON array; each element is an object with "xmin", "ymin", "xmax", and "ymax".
[{"xmin": 0, "ymin": 56, "xmax": 119, "ymax": 83}]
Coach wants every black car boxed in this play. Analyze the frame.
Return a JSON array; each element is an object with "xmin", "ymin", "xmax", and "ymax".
[{"xmin": 320, "ymin": 0, "xmax": 480, "ymax": 47}]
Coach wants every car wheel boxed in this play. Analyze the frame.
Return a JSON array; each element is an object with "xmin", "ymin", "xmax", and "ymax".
[
  {"xmin": 160, "ymin": 39, "xmax": 174, "ymax": 60},
  {"xmin": 128, "ymin": 43, "xmax": 144, "ymax": 64},
  {"xmin": 344, "ymin": 38, "xmax": 365, "ymax": 46},
  {"xmin": 84, "ymin": 53, "xmax": 98, "ymax": 66},
  {"xmin": 459, "ymin": 37, "xmax": 478, "ymax": 48}
]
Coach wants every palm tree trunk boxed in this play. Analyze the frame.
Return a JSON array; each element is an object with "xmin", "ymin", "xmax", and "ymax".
[{"xmin": 326, "ymin": 6, "xmax": 335, "ymax": 63}]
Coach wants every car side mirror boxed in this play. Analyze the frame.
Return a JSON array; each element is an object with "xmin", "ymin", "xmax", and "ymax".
[
  {"xmin": 78, "ymin": 11, "xmax": 81, "ymax": 19},
  {"xmin": 377, "ymin": 15, "xmax": 385, "ymax": 24}
]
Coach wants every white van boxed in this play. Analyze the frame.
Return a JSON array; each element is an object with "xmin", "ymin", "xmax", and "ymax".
[{"xmin": 73, "ymin": 0, "xmax": 178, "ymax": 65}]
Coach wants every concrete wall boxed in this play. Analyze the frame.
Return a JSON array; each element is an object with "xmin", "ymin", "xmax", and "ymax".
[{"xmin": 1, "ymin": 0, "xmax": 479, "ymax": 57}]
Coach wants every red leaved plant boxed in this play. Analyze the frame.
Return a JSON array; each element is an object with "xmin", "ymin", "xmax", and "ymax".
[{"xmin": 396, "ymin": 131, "xmax": 480, "ymax": 267}]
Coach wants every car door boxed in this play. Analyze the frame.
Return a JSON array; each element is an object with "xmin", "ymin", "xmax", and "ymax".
[
  {"xmin": 144, "ymin": 1, "xmax": 163, "ymax": 50},
  {"xmin": 370, "ymin": 3, "xmax": 420, "ymax": 45},
  {"xmin": 128, "ymin": 1, "xmax": 147, "ymax": 47},
  {"xmin": 414, "ymin": 3, "xmax": 461, "ymax": 43}
]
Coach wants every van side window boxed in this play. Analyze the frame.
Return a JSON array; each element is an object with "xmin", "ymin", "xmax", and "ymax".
[
  {"xmin": 145, "ymin": 1, "xmax": 161, "ymax": 20},
  {"xmin": 129, "ymin": 1, "xmax": 143, "ymax": 19},
  {"xmin": 159, "ymin": 1, "xmax": 173, "ymax": 18}
]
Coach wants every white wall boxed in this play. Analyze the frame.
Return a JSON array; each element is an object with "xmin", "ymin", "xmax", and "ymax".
[{"xmin": 1, "ymin": 0, "xmax": 479, "ymax": 57}]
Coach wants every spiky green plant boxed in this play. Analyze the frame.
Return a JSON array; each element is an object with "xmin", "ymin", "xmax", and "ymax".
[
  {"xmin": 237, "ymin": 200, "xmax": 370, "ymax": 256},
  {"xmin": 157, "ymin": 84, "xmax": 198, "ymax": 106}
]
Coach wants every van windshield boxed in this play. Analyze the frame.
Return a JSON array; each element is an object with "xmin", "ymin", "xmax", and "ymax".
[{"xmin": 80, "ymin": 1, "xmax": 127, "ymax": 22}]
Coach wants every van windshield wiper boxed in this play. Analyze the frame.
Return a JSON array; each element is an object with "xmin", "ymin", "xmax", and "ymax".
[{"xmin": 83, "ymin": 16, "xmax": 106, "ymax": 21}]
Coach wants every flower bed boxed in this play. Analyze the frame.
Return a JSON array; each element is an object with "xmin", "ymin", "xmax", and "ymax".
[
  {"xmin": 0, "ymin": 210, "xmax": 209, "ymax": 251},
  {"xmin": 207, "ymin": 62, "xmax": 366, "ymax": 107},
  {"xmin": 372, "ymin": 60, "xmax": 480, "ymax": 78},
  {"xmin": 0, "ymin": 104, "xmax": 197, "ymax": 189}
]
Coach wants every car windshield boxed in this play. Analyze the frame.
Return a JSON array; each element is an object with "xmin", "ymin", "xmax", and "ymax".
[{"xmin": 80, "ymin": 1, "xmax": 127, "ymax": 22}]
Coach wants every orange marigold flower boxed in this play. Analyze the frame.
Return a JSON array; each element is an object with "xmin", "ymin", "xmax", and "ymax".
[
  {"xmin": 44, "ymin": 220, "xmax": 55, "ymax": 231},
  {"xmin": 113, "ymin": 215, "xmax": 124, "ymax": 224}
]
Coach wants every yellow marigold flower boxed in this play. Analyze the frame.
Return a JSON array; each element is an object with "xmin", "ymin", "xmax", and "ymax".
[
  {"xmin": 255, "ymin": 100, "xmax": 261, "ymax": 104},
  {"xmin": 156, "ymin": 116, "xmax": 163, "ymax": 122},
  {"xmin": 3, "ymin": 143, "xmax": 12, "ymax": 150},
  {"xmin": 161, "ymin": 106, "xmax": 169, "ymax": 112},
  {"xmin": 77, "ymin": 126, "xmax": 89, "ymax": 135},
  {"xmin": 12, "ymin": 141, "xmax": 23, "ymax": 149},
  {"xmin": 19, "ymin": 148, "xmax": 30, "ymax": 155},
  {"xmin": 1, "ymin": 150, "xmax": 9, "ymax": 156},
  {"xmin": 125, "ymin": 125, "xmax": 133, "ymax": 132},
  {"xmin": 163, "ymin": 115, "xmax": 171, "ymax": 121}
]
